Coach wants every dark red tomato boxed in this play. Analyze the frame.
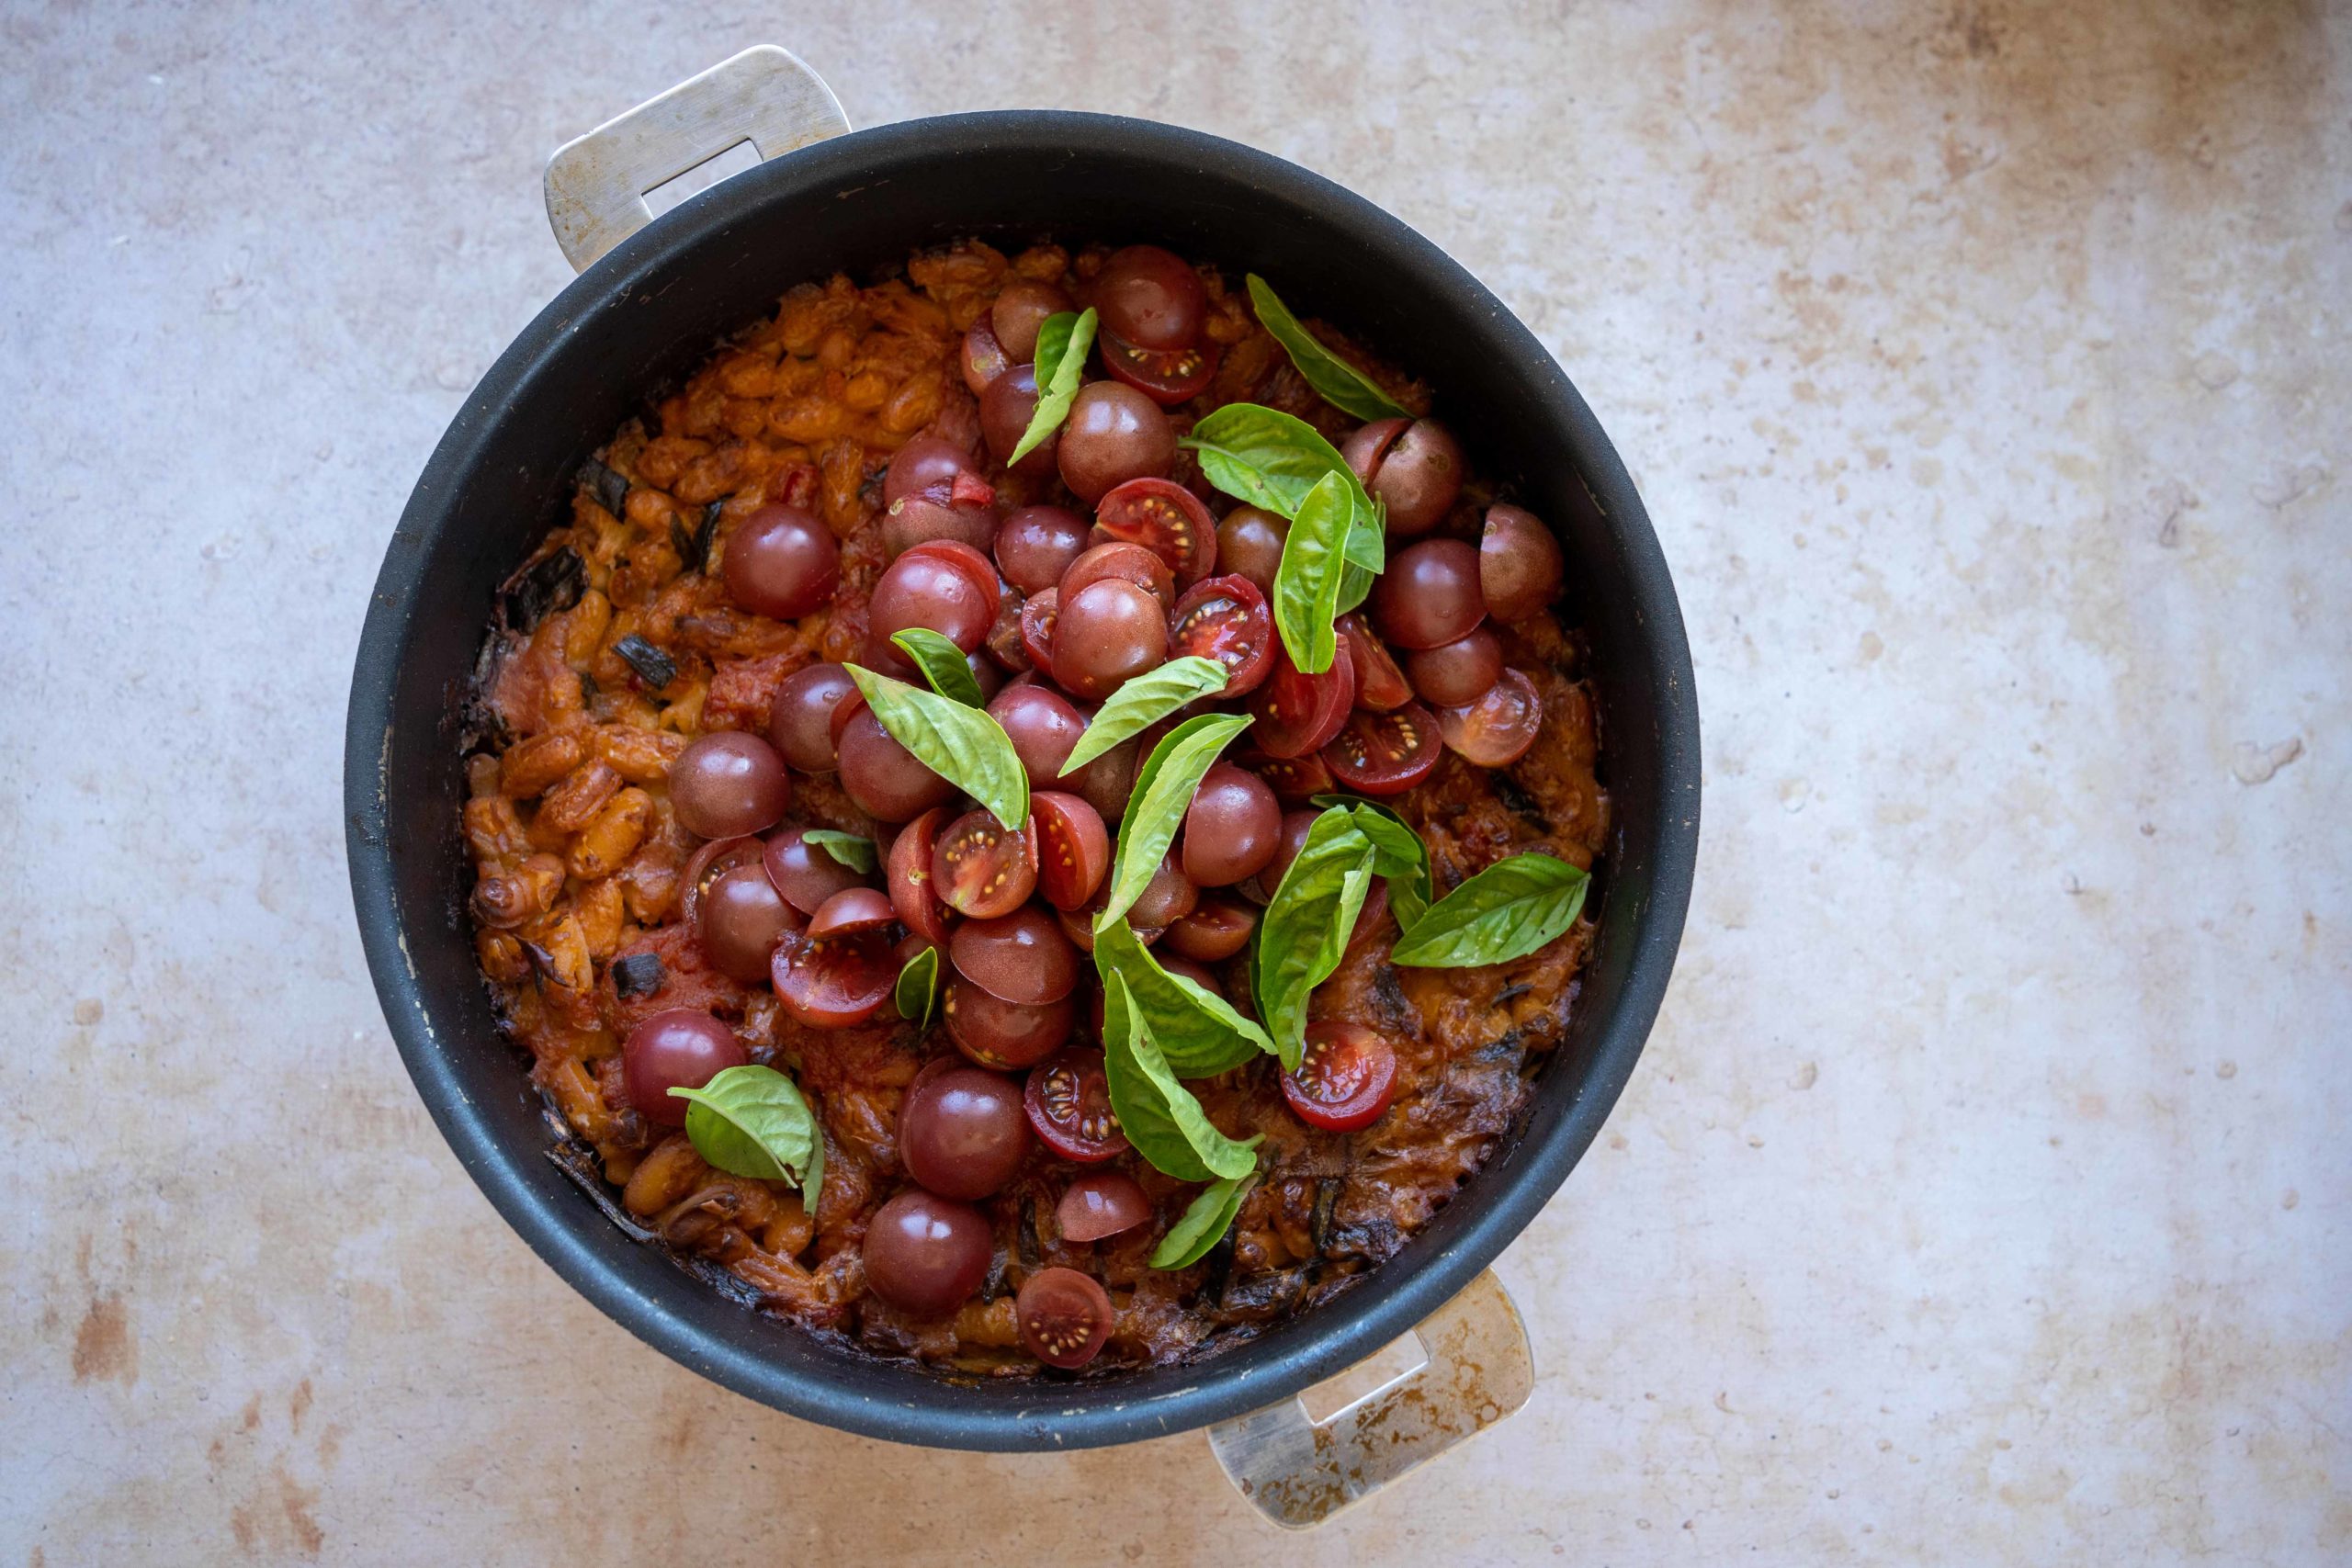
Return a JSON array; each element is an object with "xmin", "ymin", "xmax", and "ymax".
[
  {"xmin": 769, "ymin": 662, "xmax": 857, "ymax": 772},
  {"xmin": 1405, "ymin": 626, "xmax": 1504, "ymax": 707},
  {"xmin": 1214, "ymin": 506, "xmax": 1287, "ymax": 593},
  {"xmin": 763, "ymin": 827, "xmax": 865, "ymax": 916},
  {"xmin": 623, "ymin": 1010, "xmax": 748, "ymax": 1126},
  {"xmin": 1057, "ymin": 1170, "xmax": 1152, "ymax": 1243},
  {"xmin": 1023, "ymin": 1049, "xmax": 1128, "ymax": 1162},
  {"xmin": 672, "ymin": 731, "xmax": 791, "ymax": 839},
  {"xmin": 1018, "ymin": 586, "xmax": 1059, "ymax": 670},
  {"xmin": 863, "ymin": 1190, "xmax": 991, "ymax": 1317},
  {"xmin": 1052, "ymin": 578, "xmax": 1168, "ymax": 701},
  {"xmin": 1181, "ymin": 762, "xmax": 1280, "ymax": 886},
  {"xmin": 1238, "ymin": 749, "xmax": 1333, "ymax": 803},
  {"xmin": 806, "ymin": 886, "xmax": 897, "ymax": 940},
  {"xmin": 1169, "ymin": 573, "xmax": 1274, "ymax": 697},
  {"xmin": 1340, "ymin": 418, "xmax": 1408, "ymax": 488},
  {"xmin": 995, "ymin": 505, "xmax": 1091, "ymax": 595},
  {"xmin": 1163, "ymin": 895, "xmax": 1258, "ymax": 962},
  {"xmin": 899, "ymin": 538, "xmax": 1003, "ymax": 610},
  {"xmin": 1370, "ymin": 538, "xmax": 1486, "ymax": 649},
  {"xmin": 837, "ymin": 705, "xmax": 956, "ymax": 822},
  {"xmin": 828, "ymin": 687, "xmax": 867, "ymax": 749},
  {"xmin": 1281, "ymin": 1022, "xmax": 1399, "ymax": 1132},
  {"xmin": 985, "ymin": 588, "xmax": 1033, "ymax": 674},
  {"xmin": 722, "ymin": 504, "xmax": 839, "ymax": 620},
  {"xmin": 1346, "ymin": 878, "xmax": 1392, "ymax": 955},
  {"xmin": 1339, "ymin": 613, "xmax": 1413, "ymax": 713},
  {"xmin": 979, "ymin": 364, "xmax": 1050, "ymax": 476},
  {"xmin": 1130, "ymin": 853, "xmax": 1201, "ymax": 931},
  {"xmin": 932, "ymin": 809, "xmax": 1039, "ymax": 919},
  {"xmin": 950, "ymin": 905, "xmax": 1080, "ymax": 1006},
  {"xmin": 1480, "ymin": 503, "xmax": 1565, "ymax": 623},
  {"xmin": 1098, "ymin": 330, "xmax": 1219, "ymax": 406},
  {"xmin": 885, "ymin": 807, "xmax": 956, "ymax": 944},
  {"xmin": 962, "ymin": 317, "xmax": 1012, "ymax": 397},
  {"xmin": 869, "ymin": 544, "xmax": 997, "ymax": 654},
  {"xmin": 1093, "ymin": 245, "xmax": 1205, "ymax": 350},
  {"xmin": 991, "ymin": 277, "xmax": 1072, "ymax": 361},
  {"xmin": 1093, "ymin": 477, "xmax": 1217, "ymax": 584},
  {"xmin": 885, "ymin": 435, "xmax": 984, "ymax": 507},
  {"xmin": 1247, "ymin": 639, "xmax": 1356, "ymax": 759},
  {"xmin": 1016, "ymin": 1267, "xmax": 1116, "ymax": 1369},
  {"xmin": 1057, "ymin": 382, "xmax": 1175, "ymax": 504},
  {"xmin": 1060, "ymin": 538, "xmax": 1174, "ymax": 610},
  {"xmin": 697, "ymin": 861, "xmax": 800, "ymax": 983},
  {"xmin": 1436, "ymin": 667, "xmax": 1542, "ymax": 767},
  {"xmin": 771, "ymin": 929, "xmax": 898, "ymax": 1028},
  {"xmin": 1032, "ymin": 791, "xmax": 1110, "ymax": 910},
  {"xmin": 899, "ymin": 1065, "xmax": 1031, "ymax": 1201},
  {"xmin": 1322, "ymin": 702, "xmax": 1442, "ymax": 796},
  {"xmin": 1259, "ymin": 809, "xmax": 1321, "ymax": 897},
  {"xmin": 677, "ymin": 835, "xmax": 764, "ymax": 933},
  {"xmin": 944, "ymin": 978, "xmax": 1073, "ymax": 1069}
]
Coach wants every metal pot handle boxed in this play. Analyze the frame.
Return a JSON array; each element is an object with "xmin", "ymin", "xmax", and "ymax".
[
  {"xmin": 543, "ymin": 46, "xmax": 850, "ymax": 272},
  {"xmin": 1208, "ymin": 1268, "xmax": 1535, "ymax": 1529}
]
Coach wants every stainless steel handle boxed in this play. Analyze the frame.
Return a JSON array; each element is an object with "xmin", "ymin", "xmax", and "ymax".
[
  {"xmin": 543, "ymin": 46, "xmax": 850, "ymax": 273},
  {"xmin": 1207, "ymin": 1268, "xmax": 1535, "ymax": 1529}
]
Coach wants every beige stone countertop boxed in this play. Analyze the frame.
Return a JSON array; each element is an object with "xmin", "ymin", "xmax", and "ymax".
[{"xmin": 5, "ymin": 2, "xmax": 2345, "ymax": 1562}]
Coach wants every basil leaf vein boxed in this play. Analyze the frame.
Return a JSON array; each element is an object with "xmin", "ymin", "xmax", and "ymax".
[
  {"xmin": 893, "ymin": 943, "xmax": 940, "ymax": 1030},
  {"xmin": 845, "ymin": 663, "xmax": 1029, "ymax": 831},
  {"xmin": 669, "ymin": 1064, "xmax": 825, "ymax": 1215},
  {"xmin": 1094, "ymin": 916, "xmax": 1271, "ymax": 1077},
  {"xmin": 1059, "ymin": 657, "xmax": 1229, "ymax": 774},
  {"xmin": 1245, "ymin": 274, "xmax": 1409, "ymax": 423},
  {"xmin": 1151, "ymin": 1168, "xmax": 1260, "ymax": 1270},
  {"xmin": 890, "ymin": 627, "xmax": 985, "ymax": 707},
  {"xmin": 1100, "ymin": 972, "xmax": 1261, "ymax": 1182},
  {"xmin": 1310, "ymin": 795, "xmax": 1431, "ymax": 931},
  {"xmin": 800, "ymin": 829, "xmax": 877, "ymax": 874},
  {"xmin": 1390, "ymin": 852, "xmax": 1591, "ymax": 968},
  {"xmin": 1095, "ymin": 713, "xmax": 1253, "ymax": 931},
  {"xmin": 1250, "ymin": 807, "xmax": 1379, "ymax": 1070},
  {"xmin": 1271, "ymin": 470, "xmax": 1354, "ymax": 673},
  {"xmin": 1009, "ymin": 307, "xmax": 1098, "ymax": 464}
]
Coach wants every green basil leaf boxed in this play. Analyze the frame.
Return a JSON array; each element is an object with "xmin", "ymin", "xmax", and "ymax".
[
  {"xmin": 1100, "ymin": 971, "xmax": 1261, "ymax": 1182},
  {"xmin": 1390, "ymin": 852, "xmax": 1591, "ymax": 968},
  {"xmin": 1094, "ymin": 916, "xmax": 1272, "ymax": 1077},
  {"xmin": 893, "ymin": 943, "xmax": 940, "ymax": 1030},
  {"xmin": 1150, "ymin": 1168, "xmax": 1260, "ymax": 1269},
  {"xmin": 845, "ymin": 663, "xmax": 1029, "ymax": 831},
  {"xmin": 1058, "ymin": 657, "xmax": 1229, "ymax": 775},
  {"xmin": 1310, "ymin": 795, "xmax": 1431, "ymax": 931},
  {"xmin": 800, "ymin": 829, "xmax": 877, "ymax": 874},
  {"xmin": 1271, "ymin": 471, "xmax": 1354, "ymax": 673},
  {"xmin": 889, "ymin": 627, "xmax": 985, "ymax": 708},
  {"xmin": 1250, "ymin": 807, "xmax": 1378, "ymax": 1069},
  {"xmin": 1246, "ymin": 275, "xmax": 1408, "ymax": 423},
  {"xmin": 1096, "ymin": 713, "xmax": 1253, "ymax": 930},
  {"xmin": 1010, "ymin": 307, "xmax": 1098, "ymax": 464},
  {"xmin": 669, "ymin": 1064, "xmax": 825, "ymax": 1215}
]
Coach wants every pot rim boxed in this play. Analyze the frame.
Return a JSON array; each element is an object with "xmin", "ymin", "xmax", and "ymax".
[{"xmin": 345, "ymin": 109, "xmax": 1700, "ymax": 1450}]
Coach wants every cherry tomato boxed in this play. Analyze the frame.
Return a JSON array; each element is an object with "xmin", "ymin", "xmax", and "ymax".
[
  {"xmin": 763, "ymin": 827, "xmax": 865, "ymax": 916},
  {"xmin": 1032, "ymin": 791, "xmax": 1111, "ymax": 910},
  {"xmin": 1093, "ymin": 245, "xmax": 1206, "ymax": 350},
  {"xmin": 1093, "ymin": 477, "xmax": 1217, "ymax": 584},
  {"xmin": 1162, "ymin": 895, "xmax": 1258, "ymax": 963},
  {"xmin": 623, "ymin": 1010, "xmax": 747, "ymax": 1126},
  {"xmin": 1280, "ymin": 1022, "xmax": 1398, "ymax": 1132},
  {"xmin": 1018, "ymin": 587, "xmax": 1059, "ymax": 671},
  {"xmin": 1479, "ymin": 503, "xmax": 1564, "ymax": 623},
  {"xmin": 1246, "ymin": 639, "xmax": 1356, "ymax": 759},
  {"xmin": 899, "ymin": 1066, "xmax": 1031, "ymax": 1201},
  {"xmin": 1169, "ymin": 573, "xmax": 1274, "ymax": 697},
  {"xmin": 1339, "ymin": 613, "xmax": 1412, "ymax": 712},
  {"xmin": 1023, "ymin": 1049, "xmax": 1129, "ymax": 1163},
  {"xmin": 1322, "ymin": 702, "xmax": 1442, "ymax": 796},
  {"xmin": 932, "ymin": 809, "xmax": 1040, "ymax": 919},
  {"xmin": 807, "ymin": 886, "xmax": 898, "ymax": 940},
  {"xmin": 1016, "ymin": 1267, "xmax": 1116, "ymax": 1369},
  {"xmin": 949, "ymin": 905, "xmax": 1080, "ymax": 1006},
  {"xmin": 962, "ymin": 317, "xmax": 1012, "ymax": 397},
  {"xmin": 770, "ymin": 928, "xmax": 898, "ymax": 1028},
  {"xmin": 944, "ymin": 978, "xmax": 1074, "ymax": 1069},
  {"xmin": 1346, "ymin": 878, "xmax": 1392, "ymax": 954},
  {"xmin": 864, "ymin": 1190, "xmax": 991, "ymax": 1317},
  {"xmin": 1098, "ymin": 330, "xmax": 1219, "ymax": 406},
  {"xmin": 1060, "ymin": 538, "xmax": 1174, "ymax": 611},
  {"xmin": 886, "ymin": 807, "xmax": 956, "ymax": 945},
  {"xmin": 677, "ymin": 835, "xmax": 764, "ymax": 933},
  {"xmin": 1238, "ymin": 750, "xmax": 1333, "ymax": 803},
  {"xmin": 1057, "ymin": 1170, "xmax": 1152, "ymax": 1243},
  {"xmin": 1436, "ymin": 667, "xmax": 1542, "ymax": 767}
]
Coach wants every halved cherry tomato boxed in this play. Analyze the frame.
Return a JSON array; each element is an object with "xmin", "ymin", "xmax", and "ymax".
[
  {"xmin": 962, "ymin": 318, "xmax": 1012, "ymax": 397},
  {"xmin": 829, "ymin": 688, "xmax": 868, "ymax": 749},
  {"xmin": 1032, "ymin": 791, "xmax": 1110, "ymax": 911},
  {"xmin": 1339, "ymin": 613, "xmax": 1412, "ymax": 712},
  {"xmin": 1023, "ymin": 1048, "xmax": 1129, "ymax": 1162},
  {"xmin": 1247, "ymin": 639, "xmax": 1356, "ymax": 759},
  {"xmin": 763, "ymin": 827, "xmax": 865, "ymax": 916},
  {"xmin": 931, "ymin": 809, "xmax": 1040, "ymax": 919},
  {"xmin": 1345, "ymin": 879, "xmax": 1391, "ymax": 954},
  {"xmin": 944, "ymin": 979, "xmax": 1073, "ymax": 1069},
  {"xmin": 807, "ymin": 886, "xmax": 898, "ymax": 940},
  {"xmin": 1170, "ymin": 573, "xmax": 1274, "ymax": 697},
  {"xmin": 1238, "ymin": 749, "xmax": 1333, "ymax": 802},
  {"xmin": 1060, "ymin": 539, "xmax": 1173, "ymax": 611},
  {"xmin": 1322, "ymin": 701, "xmax": 1442, "ymax": 796},
  {"xmin": 1016, "ymin": 1267, "xmax": 1117, "ymax": 1368},
  {"xmin": 677, "ymin": 835, "xmax": 764, "ymax": 931},
  {"xmin": 987, "ymin": 588, "xmax": 1032, "ymax": 672},
  {"xmin": 1019, "ymin": 587, "xmax": 1059, "ymax": 670},
  {"xmin": 1094, "ymin": 478, "xmax": 1217, "ymax": 586},
  {"xmin": 1280, "ymin": 1022, "xmax": 1398, "ymax": 1132},
  {"xmin": 1163, "ymin": 895, "xmax": 1258, "ymax": 962},
  {"xmin": 887, "ymin": 807, "xmax": 956, "ymax": 944},
  {"xmin": 1098, "ymin": 329, "xmax": 1219, "ymax": 405},
  {"xmin": 770, "ymin": 928, "xmax": 898, "ymax": 1028},
  {"xmin": 1435, "ymin": 667, "xmax": 1542, "ymax": 767},
  {"xmin": 899, "ymin": 537, "xmax": 1002, "ymax": 610}
]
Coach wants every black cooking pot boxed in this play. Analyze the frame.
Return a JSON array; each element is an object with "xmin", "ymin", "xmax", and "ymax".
[{"xmin": 345, "ymin": 48, "xmax": 1698, "ymax": 1479}]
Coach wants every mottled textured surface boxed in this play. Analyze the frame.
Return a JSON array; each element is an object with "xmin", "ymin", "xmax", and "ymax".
[{"xmin": 4, "ymin": 1, "xmax": 2346, "ymax": 1562}]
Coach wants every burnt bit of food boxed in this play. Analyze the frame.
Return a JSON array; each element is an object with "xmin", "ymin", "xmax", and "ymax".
[
  {"xmin": 1017, "ymin": 1195, "xmax": 1042, "ymax": 1269},
  {"xmin": 501, "ymin": 547, "xmax": 585, "ymax": 633},
  {"xmin": 1309, "ymin": 1177, "xmax": 1342, "ymax": 1258},
  {"xmin": 1493, "ymin": 981, "xmax": 1532, "ymax": 1007},
  {"xmin": 672, "ymin": 498, "xmax": 722, "ymax": 572},
  {"xmin": 1489, "ymin": 771, "xmax": 1550, "ymax": 829},
  {"xmin": 612, "ymin": 634, "xmax": 677, "ymax": 691},
  {"xmin": 611, "ymin": 951, "xmax": 666, "ymax": 999},
  {"xmin": 1219, "ymin": 1266, "xmax": 1309, "ymax": 1320},
  {"xmin": 578, "ymin": 456, "xmax": 628, "ymax": 516}
]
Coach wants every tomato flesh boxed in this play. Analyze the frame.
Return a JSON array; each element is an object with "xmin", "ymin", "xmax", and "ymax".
[
  {"xmin": 1169, "ymin": 573, "xmax": 1274, "ymax": 697},
  {"xmin": 931, "ymin": 809, "xmax": 1039, "ymax": 919},
  {"xmin": 887, "ymin": 807, "xmax": 956, "ymax": 944},
  {"xmin": 1016, "ymin": 1267, "xmax": 1116, "ymax": 1369},
  {"xmin": 1435, "ymin": 667, "xmax": 1542, "ymax": 767},
  {"xmin": 1061, "ymin": 539, "xmax": 1173, "ymax": 610},
  {"xmin": 1247, "ymin": 640, "xmax": 1356, "ymax": 759},
  {"xmin": 1339, "ymin": 614, "xmax": 1412, "ymax": 712},
  {"xmin": 1321, "ymin": 701, "xmax": 1442, "ymax": 796},
  {"xmin": 1098, "ymin": 329, "xmax": 1219, "ymax": 405},
  {"xmin": 1023, "ymin": 1049, "xmax": 1129, "ymax": 1162},
  {"xmin": 770, "ymin": 928, "xmax": 898, "ymax": 1028},
  {"xmin": 1281, "ymin": 1022, "xmax": 1398, "ymax": 1132},
  {"xmin": 899, "ymin": 538, "xmax": 1002, "ymax": 611},
  {"xmin": 1018, "ymin": 587, "xmax": 1059, "ymax": 671},
  {"xmin": 1031, "ymin": 790, "xmax": 1110, "ymax": 911},
  {"xmin": 1238, "ymin": 749, "xmax": 1332, "ymax": 802},
  {"xmin": 1094, "ymin": 477, "xmax": 1217, "ymax": 586},
  {"xmin": 676, "ymin": 835, "xmax": 764, "ymax": 932}
]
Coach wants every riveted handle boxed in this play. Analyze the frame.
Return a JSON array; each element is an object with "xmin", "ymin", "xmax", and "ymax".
[
  {"xmin": 1206, "ymin": 1269, "xmax": 1535, "ymax": 1529},
  {"xmin": 543, "ymin": 46, "xmax": 850, "ymax": 272}
]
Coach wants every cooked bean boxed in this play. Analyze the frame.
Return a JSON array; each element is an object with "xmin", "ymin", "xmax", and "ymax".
[
  {"xmin": 462, "ymin": 795, "xmax": 532, "ymax": 865},
  {"xmin": 568, "ymin": 787, "xmax": 650, "ymax": 879},
  {"xmin": 538, "ymin": 759, "xmax": 623, "ymax": 832},
  {"xmin": 575, "ymin": 877, "xmax": 625, "ymax": 958},
  {"xmin": 592, "ymin": 723, "xmax": 684, "ymax": 784},
  {"xmin": 498, "ymin": 730, "xmax": 583, "ymax": 798},
  {"xmin": 623, "ymin": 1133, "xmax": 710, "ymax": 1217}
]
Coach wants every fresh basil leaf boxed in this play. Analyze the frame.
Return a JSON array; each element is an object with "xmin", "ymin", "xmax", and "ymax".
[
  {"xmin": 890, "ymin": 628, "xmax": 985, "ymax": 708},
  {"xmin": 1151, "ymin": 1168, "xmax": 1260, "ymax": 1270},
  {"xmin": 1100, "ymin": 972, "xmax": 1261, "ymax": 1182},
  {"xmin": 1096, "ymin": 713, "xmax": 1253, "ymax": 930},
  {"xmin": 1094, "ymin": 916, "xmax": 1272, "ymax": 1077},
  {"xmin": 1246, "ymin": 275, "xmax": 1408, "ymax": 423},
  {"xmin": 1181, "ymin": 403, "xmax": 1369, "ymax": 520},
  {"xmin": 1311, "ymin": 795, "xmax": 1431, "ymax": 931},
  {"xmin": 1390, "ymin": 852, "xmax": 1591, "ymax": 968},
  {"xmin": 1271, "ymin": 470, "xmax": 1354, "ymax": 673},
  {"xmin": 800, "ymin": 829, "xmax": 877, "ymax": 874},
  {"xmin": 1250, "ymin": 807, "xmax": 1378, "ymax": 1069},
  {"xmin": 845, "ymin": 663, "xmax": 1029, "ymax": 831},
  {"xmin": 669, "ymin": 1064, "xmax": 825, "ymax": 1215},
  {"xmin": 893, "ymin": 943, "xmax": 940, "ymax": 1030},
  {"xmin": 1010, "ymin": 306, "xmax": 1098, "ymax": 464},
  {"xmin": 1058, "ymin": 657, "xmax": 1229, "ymax": 775}
]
